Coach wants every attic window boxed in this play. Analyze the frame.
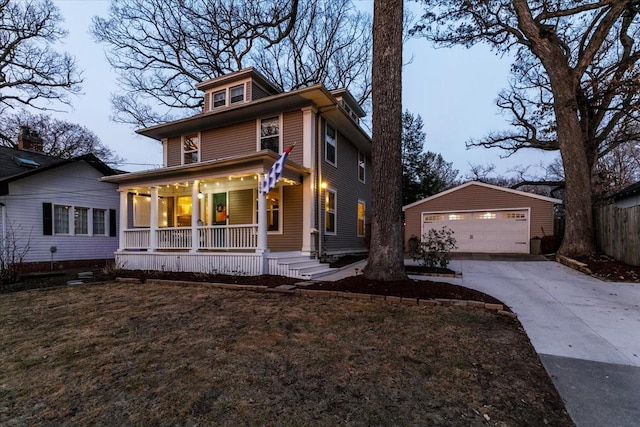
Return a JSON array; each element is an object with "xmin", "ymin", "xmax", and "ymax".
[{"xmin": 14, "ymin": 156, "xmax": 40, "ymax": 168}]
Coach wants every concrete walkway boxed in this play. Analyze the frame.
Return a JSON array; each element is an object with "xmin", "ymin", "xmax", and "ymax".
[{"xmin": 419, "ymin": 259, "xmax": 640, "ymax": 427}]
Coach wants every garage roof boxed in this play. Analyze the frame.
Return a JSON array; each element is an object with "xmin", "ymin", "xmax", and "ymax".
[{"xmin": 403, "ymin": 181, "xmax": 563, "ymax": 211}]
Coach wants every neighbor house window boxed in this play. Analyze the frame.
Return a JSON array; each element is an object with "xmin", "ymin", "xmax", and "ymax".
[
  {"xmin": 357, "ymin": 200, "xmax": 365, "ymax": 237},
  {"xmin": 183, "ymin": 134, "xmax": 199, "ymax": 164},
  {"xmin": 255, "ymin": 188, "xmax": 282, "ymax": 232},
  {"xmin": 74, "ymin": 207, "xmax": 89, "ymax": 235},
  {"xmin": 260, "ymin": 116, "xmax": 280, "ymax": 152},
  {"xmin": 325, "ymin": 188, "xmax": 336, "ymax": 234},
  {"xmin": 358, "ymin": 151, "xmax": 365, "ymax": 183},
  {"xmin": 93, "ymin": 209, "xmax": 107, "ymax": 235},
  {"xmin": 325, "ymin": 123, "xmax": 336, "ymax": 165},
  {"xmin": 213, "ymin": 90, "xmax": 226, "ymax": 108},
  {"xmin": 230, "ymin": 84, "xmax": 244, "ymax": 103},
  {"xmin": 54, "ymin": 205, "xmax": 70, "ymax": 234}
]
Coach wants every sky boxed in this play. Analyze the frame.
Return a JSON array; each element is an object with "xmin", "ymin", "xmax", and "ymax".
[{"xmin": 39, "ymin": 0, "xmax": 557, "ymax": 177}]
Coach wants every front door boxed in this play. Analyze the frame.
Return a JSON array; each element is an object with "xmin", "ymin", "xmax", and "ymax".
[{"xmin": 213, "ymin": 192, "xmax": 227, "ymax": 225}]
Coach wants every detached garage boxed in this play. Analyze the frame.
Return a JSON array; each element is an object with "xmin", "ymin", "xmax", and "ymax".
[{"xmin": 403, "ymin": 181, "xmax": 562, "ymax": 254}]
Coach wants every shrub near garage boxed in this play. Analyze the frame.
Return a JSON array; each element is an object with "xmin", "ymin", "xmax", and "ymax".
[{"xmin": 409, "ymin": 226, "xmax": 457, "ymax": 270}]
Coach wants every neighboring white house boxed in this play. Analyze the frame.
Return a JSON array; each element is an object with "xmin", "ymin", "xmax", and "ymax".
[{"xmin": 0, "ymin": 128, "xmax": 122, "ymax": 271}]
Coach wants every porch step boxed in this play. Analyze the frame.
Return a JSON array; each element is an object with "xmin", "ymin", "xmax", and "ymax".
[{"xmin": 268, "ymin": 252, "xmax": 334, "ymax": 280}]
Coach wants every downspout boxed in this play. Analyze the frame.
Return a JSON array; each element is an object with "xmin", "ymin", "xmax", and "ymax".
[
  {"xmin": 0, "ymin": 202, "xmax": 5, "ymax": 269},
  {"xmin": 316, "ymin": 114, "xmax": 322, "ymax": 260}
]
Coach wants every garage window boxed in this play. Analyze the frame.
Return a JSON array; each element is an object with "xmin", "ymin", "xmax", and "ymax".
[
  {"xmin": 448, "ymin": 214, "xmax": 468, "ymax": 221},
  {"xmin": 474, "ymin": 212, "xmax": 497, "ymax": 220},
  {"xmin": 423, "ymin": 214, "xmax": 444, "ymax": 222},
  {"xmin": 503, "ymin": 212, "xmax": 526, "ymax": 219}
]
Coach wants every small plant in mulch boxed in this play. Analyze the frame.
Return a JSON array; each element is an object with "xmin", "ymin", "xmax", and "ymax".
[{"xmin": 407, "ymin": 227, "xmax": 457, "ymax": 274}]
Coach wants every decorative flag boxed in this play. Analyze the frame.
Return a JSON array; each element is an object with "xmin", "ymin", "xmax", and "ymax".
[{"xmin": 262, "ymin": 143, "xmax": 296, "ymax": 194}]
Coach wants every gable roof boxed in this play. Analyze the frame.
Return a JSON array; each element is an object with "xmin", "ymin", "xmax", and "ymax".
[
  {"xmin": 402, "ymin": 180, "xmax": 563, "ymax": 211},
  {"xmin": 0, "ymin": 146, "xmax": 121, "ymax": 195}
]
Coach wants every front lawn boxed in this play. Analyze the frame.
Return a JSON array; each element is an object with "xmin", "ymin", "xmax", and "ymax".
[{"xmin": 0, "ymin": 282, "xmax": 572, "ymax": 426}]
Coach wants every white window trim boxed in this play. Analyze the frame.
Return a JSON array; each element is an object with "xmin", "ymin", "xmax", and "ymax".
[
  {"xmin": 181, "ymin": 132, "xmax": 201, "ymax": 165},
  {"xmin": 325, "ymin": 122, "xmax": 337, "ymax": 167},
  {"xmin": 93, "ymin": 208, "xmax": 108, "ymax": 236},
  {"xmin": 229, "ymin": 83, "xmax": 245, "ymax": 104},
  {"xmin": 256, "ymin": 115, "xmax": 283, "ymax": 153},
  {"xmin": 358, "ymin": 150, "xmax": 366, "ymax": 183},
  {"xmin": 53, "ymin": 204, "xmax": 72, "ymax": 235},
  {"xmin": 325, "ymin": 187, "xmax": 337, "ymax": 235},
  {"xmin": 253, "ymin": 187, "xmax": 284, "ymax": 235},
  {"xmin": 357, "ymin": 199, "xmax": 366, "ymax": 237},
  {"xmin": 53, "ymin": 205, "xmax": 109, "ymax": 237},
  {"xmin": 208, "ymin": 78, "xmax": 251, "ymax": 110}
]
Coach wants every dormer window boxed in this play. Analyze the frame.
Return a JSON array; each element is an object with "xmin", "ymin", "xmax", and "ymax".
[
  {"xmin": 183, "ymin": 134, "xmax": 199, "ymax": 164},
  {"xmin": 213, "ymin": 90, "xmax": 226, "ymax": 108},
  {"xmin": 230, "ymin": 84, "xmax": 245, "ymax": 103}
]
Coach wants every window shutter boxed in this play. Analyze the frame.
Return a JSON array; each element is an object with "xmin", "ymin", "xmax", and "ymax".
[
  {"xmin": 109, "ymin": 209, "xmax": 117, "ymax": 237},
  {"xmin": 42, "ymin": 203, "xmax": 52, "ymax": 235}
]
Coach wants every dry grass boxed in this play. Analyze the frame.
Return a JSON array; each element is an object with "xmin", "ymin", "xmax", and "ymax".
[{"xmin": 0, "ymin": 282, "xmax": 572, "ymax": 426}]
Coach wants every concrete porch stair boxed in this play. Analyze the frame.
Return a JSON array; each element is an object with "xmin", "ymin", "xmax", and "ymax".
[{"xmin": 267, "ymin": 252, "xmax": 334, "ymax": 280}]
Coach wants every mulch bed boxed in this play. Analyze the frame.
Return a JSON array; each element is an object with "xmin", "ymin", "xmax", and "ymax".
[{"xmin": 575, "ymin": 254, "xmax": 640, "ymax": 282}]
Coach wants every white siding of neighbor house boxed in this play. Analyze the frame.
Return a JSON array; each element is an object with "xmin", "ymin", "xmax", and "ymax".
[{"xmin": 1, "ymin": 162, "xmax": 119, "ymax": 263}]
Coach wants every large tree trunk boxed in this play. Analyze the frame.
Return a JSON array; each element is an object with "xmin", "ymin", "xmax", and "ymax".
[
  {"xmin": 363, "ymin": 0, "xmax": 406, "ymax": 281},
  {"xmin": 513, "ymin": 0, "xmax": 597, "ymax": 258}
]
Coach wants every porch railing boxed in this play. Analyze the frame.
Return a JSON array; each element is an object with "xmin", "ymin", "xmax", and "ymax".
[{"xmin": 122, "ymin": 224, "xmax": 258, "ymax": 251}]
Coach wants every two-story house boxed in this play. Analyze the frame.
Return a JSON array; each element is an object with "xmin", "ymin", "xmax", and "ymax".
[{"xmin": 102, "ymin": 68, "xmax": 371, "ymax": 279}]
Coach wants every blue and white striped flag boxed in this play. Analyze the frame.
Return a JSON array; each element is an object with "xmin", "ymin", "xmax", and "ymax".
[{"xmin": 262, "ymin": 143, "xmax": 295, "ymax": 195}]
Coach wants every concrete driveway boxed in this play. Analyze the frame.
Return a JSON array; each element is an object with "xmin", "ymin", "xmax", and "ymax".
[{"xmin": 419, "ymin": 259, "xmax": 640, "ymax": 427}]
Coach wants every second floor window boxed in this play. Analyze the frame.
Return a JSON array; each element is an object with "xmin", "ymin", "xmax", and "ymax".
[
  {"xmin": 183, "ymin": 134, "xmax": 199, "ymax": 164},
  {"xmin": 326, "ymin": 123, "xmax": 337, "ymax": 166},
  {"xmin": 260, "ymin": 116, "xmax": 280, "ymax": 152},
  {"xmin": 230, "ymin": 84, "xmax": 244, "ymax": 103},
  {"xmin": 358, "ymin": 151, "xmax": 366, "ymax": 183}
]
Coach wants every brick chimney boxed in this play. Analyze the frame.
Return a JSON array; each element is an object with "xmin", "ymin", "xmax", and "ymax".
[{"xmin": 17, "ymin": 125, "xmax": 44, "ymax": 152}]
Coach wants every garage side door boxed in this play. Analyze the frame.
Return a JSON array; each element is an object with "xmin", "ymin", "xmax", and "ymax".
[{"xmin": 422, "ymin": 210, "xmax": 529, "ymax": 253}]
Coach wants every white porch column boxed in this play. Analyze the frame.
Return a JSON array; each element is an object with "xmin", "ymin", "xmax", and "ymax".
[
  {"xmin": 118, "ymin": 190, "xmax": 128, "ymax": 251},
  {"xmin": 149, "ymin": 186, "xmax": 158, "ymax": 251},
  {"xmin": 191, "ymin": 181, "xmax": 199, "ymax": 252},
  {"xmin": 256, "ymin": 174, "xmax": 269, "ymax": 274},
  {"xmin": 301, "ymin": 106, "xmax": 317, "ymax": 255}
]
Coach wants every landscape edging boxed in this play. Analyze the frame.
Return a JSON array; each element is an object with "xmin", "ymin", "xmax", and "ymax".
[{"xmin": 121, "ymin": 278, "xmax": 515, "ymax": 318}]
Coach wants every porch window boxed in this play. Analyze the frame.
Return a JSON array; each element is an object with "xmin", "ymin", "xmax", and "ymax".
[
  {"xmin": 256, "ymin": 188, "xmax": 281, "ymax": 232},
  {"xmin": 260, "ymin": 116, "xmax": 280, "ymax": 153},
  {"xmin": 74, "ymin": 207, "xmax": 89, "ymax": 235},
  {"xmin": 183, "ymin": 134, "xmax": 199, "ymax": 164},
  {"xmin": 230, "ymin": 84, "xmax": 244, "ymax": 103},
  {"xmin": 213, "ymin": 90, "xmax": 226, "ymax": 108},
  {"xmin": 357, "ymin": 200, "xmax": 365, "ymax": 237},
  {"xmin": 325, "ymin": 188, "xmax": 336, "ymax": 234},
  {"xmin": 54, "ymin": 205, "xmax": 70, "ymax": 234},
  {"xmin": 358, "ymin": 150, "xmax": 365, "ymax": 183},
  {"xmin": 176, "ymin": 196, "xmax": 192, "ymax": 227},
  {"xmin": 325, "ymin": 123, "xmax": 337, "ymax": 166},
  {"xmin": 93, "ymin": 209, "xmax": 107, "ymax": 235}
]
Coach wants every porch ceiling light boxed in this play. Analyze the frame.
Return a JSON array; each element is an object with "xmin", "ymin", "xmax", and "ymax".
[{"xmin": 198, "ymin": 193, "xmax": 204, "ymax": 199}]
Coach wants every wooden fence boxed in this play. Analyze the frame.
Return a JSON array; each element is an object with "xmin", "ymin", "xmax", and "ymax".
[{"xmin": 594, "ymin": 204, "xmax": 640, "ymax": 266}]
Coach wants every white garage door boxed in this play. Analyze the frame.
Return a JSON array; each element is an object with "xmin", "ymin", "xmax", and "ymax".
[{"xmin": 422, "ymin": 210, "xmax": 530, "ymax": 253}]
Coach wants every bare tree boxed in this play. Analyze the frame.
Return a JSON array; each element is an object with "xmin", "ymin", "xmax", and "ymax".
[
  {"xmin": 363, "ymin": 0, "xmax": 405, "ymax": 281},
  {"xmin": 91, "ymin": 0, "xmax": 372, "ymax": 128},
  {"xmin": 0, "ymin": 0, "xmax": 82, "ymax": 114},
  {"xmin": 0, "ymin": 111, "xmax": 123, "ymax": 165},
  {"xmin": 0, "ymin": 218, "xmax": 31, "ymax": 286},
  {"xmin": 413, "ymin": 1, "xmax": 640, "ymax": 258}
]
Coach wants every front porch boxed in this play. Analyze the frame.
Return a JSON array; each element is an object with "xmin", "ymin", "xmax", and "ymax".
[{"xmin": 115, "ymin": 251, "xmax": 334, "ymax": 279}]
